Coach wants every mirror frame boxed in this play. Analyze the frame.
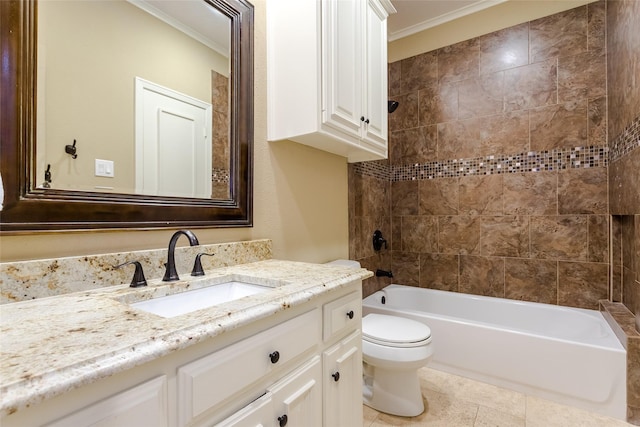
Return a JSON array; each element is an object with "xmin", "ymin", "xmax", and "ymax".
[{"xmin": 0, "ymin": 0, "xmax": 253, "ymax": 232}]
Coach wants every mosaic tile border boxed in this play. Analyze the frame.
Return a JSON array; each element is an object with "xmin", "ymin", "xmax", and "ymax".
[
  {"xmin": 352, "ymin": 160, "xmax": 389, "ymax": 181},
  {"xmin": 354, "ymin": 146, "xmax": 608, "ymax": 182},
  {"xmin": 212, "ymin": 168, "xmax": 230, "ymax": 183},
  {"xmin": 610, "ymin": 115, "xmax": 640, "ymax": 163}
]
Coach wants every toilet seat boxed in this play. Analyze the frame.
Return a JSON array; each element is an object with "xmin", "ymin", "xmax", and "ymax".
[{"xmin": 362, "ymin": 314, "xmax": 431, "ymax": 348}]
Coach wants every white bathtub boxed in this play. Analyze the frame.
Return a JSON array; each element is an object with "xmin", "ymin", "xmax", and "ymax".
[{"xmin": 362, "ymin": 285, "xmax": 627, "ymax": 420}]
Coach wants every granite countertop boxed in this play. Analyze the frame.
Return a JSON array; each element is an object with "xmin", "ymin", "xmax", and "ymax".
[{"xmin": 0, "ymin": 259, "xmax": 372, "ymax": 417}]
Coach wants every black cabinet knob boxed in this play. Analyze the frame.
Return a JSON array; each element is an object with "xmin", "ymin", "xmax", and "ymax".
[
  {"xmin": 278, "ymin": 414, "xmax": 288, "ymax": 427},
  {"xmin": 269, "ymin": 351, "xmax": 280, "ymax": 364},
  {"xmin": 360, "ymin": 116, "xmax": 365, "ymax": 121},
  {"xmin": 346, "ymin": 310, "xmax": 354, "ymax": 319},
  {"xmin": 365, "ymin": 118, "xmax": 370, "ymax": 124},
  {"xmin": 332, "ymin": 371, "xmax": 340, "ymax": 382}
]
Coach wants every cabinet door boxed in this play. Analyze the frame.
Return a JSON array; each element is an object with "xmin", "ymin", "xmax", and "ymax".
[
  {"xmin": 44, "ymin": 376, "xmax": 168, "ymax": 427},
  {"xmin": 361, "ymin": 0, "xmax": 389, "ymax": 152},
  {"xmin": 268, "ymin": 356, "xmax": 322, "ymax": 427},
  {"xmin": 214, "ymin": 393, "xmax": 273, "ymax": 427},
  {"xmin": 322, "ymin": 0, "xmax": 364, "ymax": 138},
  {"xmin": 323, "ymin": 331, "xmax": 363, "ymax": 427}
]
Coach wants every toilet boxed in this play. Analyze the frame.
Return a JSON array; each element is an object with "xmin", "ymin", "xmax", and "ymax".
[
  {"xmin": 362, "ymin": 313, "xmax": 433, "ymax": 417},
  {"xmin": 324, "ymin": 260, "xmax": 434, "ymax": 417}
]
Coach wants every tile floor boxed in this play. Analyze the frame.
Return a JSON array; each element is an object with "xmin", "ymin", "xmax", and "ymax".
[{"xmin": 363, "ymin": 368, "xmax": 634, "ymax": 427}]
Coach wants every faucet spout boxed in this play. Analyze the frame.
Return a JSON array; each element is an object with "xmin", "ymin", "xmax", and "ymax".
[{"xmin": 163, "ymin": 230, "xmax": 200, "ymax": 281}]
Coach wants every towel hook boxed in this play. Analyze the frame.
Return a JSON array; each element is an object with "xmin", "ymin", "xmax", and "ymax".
[{"xmin": 65, "ymin": 139, "xmax": 78, "ymax": 159}]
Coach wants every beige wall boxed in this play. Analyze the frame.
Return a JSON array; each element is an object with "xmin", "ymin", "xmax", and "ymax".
[
  {"xmin": 0, "ymin": 0, "xmax": 349, "ymax": 265},
  {"xmin": 389, "ymin": 0, "xmax": 596, "ymax": 62}
]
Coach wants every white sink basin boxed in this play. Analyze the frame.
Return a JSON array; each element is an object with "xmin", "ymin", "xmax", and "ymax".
[{"xmin": 131, "ymin": 281, "xmax": 270, "ymax": 318}]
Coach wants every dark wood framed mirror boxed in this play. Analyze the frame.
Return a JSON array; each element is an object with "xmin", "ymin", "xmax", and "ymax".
[{"xmin": 0, "ymin": 0, "xmax": 253, "ymax": 232}]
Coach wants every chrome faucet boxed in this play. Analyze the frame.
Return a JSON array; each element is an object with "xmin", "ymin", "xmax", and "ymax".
[{"xmin": 162, "ymin": 230, "xmax": 200, "ymax": 281}]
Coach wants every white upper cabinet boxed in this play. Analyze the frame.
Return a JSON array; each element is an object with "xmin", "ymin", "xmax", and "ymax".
[{"xmin": 267, "ymin": 0, "xmax": 396, "ymax": 163}]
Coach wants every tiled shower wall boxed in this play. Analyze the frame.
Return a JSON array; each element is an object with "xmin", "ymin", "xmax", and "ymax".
[
  {"xmin": 607, "ymin": 0, "xmax": 640, "ymax": 320},
  {"xmin": 350, "ymin": 1, "xmax": 611, "ymax": 309},
  {"xmin": 607, "ymin": 0, "xmax": 640, "ymax": 421}
]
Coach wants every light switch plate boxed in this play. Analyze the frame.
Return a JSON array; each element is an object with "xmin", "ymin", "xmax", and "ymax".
[{"xmin": 95, "ymin": 159, "xmax": 114, "ymax": 178}]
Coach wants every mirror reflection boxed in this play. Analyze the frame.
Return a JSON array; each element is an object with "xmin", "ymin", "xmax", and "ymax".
[{"xmin": 36, "ymin": 0, "xmax": 231, "ymax": 199}]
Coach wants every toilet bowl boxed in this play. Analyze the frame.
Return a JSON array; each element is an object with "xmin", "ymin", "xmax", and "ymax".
[{"xmin": 362, "ymin": 313, "xmax": 433, "ymax": 417}]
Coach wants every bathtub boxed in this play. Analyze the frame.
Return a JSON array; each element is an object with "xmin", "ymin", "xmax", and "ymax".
[{"xmin": 362, "ymin": 285, "xmax": 627, "ymax": 420}]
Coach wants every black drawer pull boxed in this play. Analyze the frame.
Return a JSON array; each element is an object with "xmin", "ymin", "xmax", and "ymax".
[
  {"xmin": 278, "ymin": 414, "xmax": 288, "ymax": 426},
  {"xmin": 332, "ymin": 371, "xmax": 340, "ymax": 382},
  {"xmin": 346, "ymin": 310, "xmax": 354, "ymax": 319},
  {"xmin": 269, "ymin": 351, "xmax": 280, "ymax": 364}
]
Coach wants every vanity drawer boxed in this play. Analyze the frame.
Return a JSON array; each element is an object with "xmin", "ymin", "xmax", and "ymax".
[
  {"xmin": 323, "ymin": 291, "xmax": 361, "ymax": 341},
  {"xmin": 177, "ymin": 309, "xmax": 320, "ymax": 426}
]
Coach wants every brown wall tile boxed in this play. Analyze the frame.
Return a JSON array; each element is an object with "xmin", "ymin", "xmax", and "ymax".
[
  {"xmin": 478, "ymin": 22, "xmax": 529, "ymax": 75},
  {"xmin": 505, "ymin": 258, "xmax": 557, "ymax": 304},
  {"xmin": 610, "ymin": 149, "xmax": 640, "ymax": 214},
  {"xmin": 530, "ymin": 101, "xmax": 588, "ymax": 151},
  {"xmin": 418, "ymin": 82, "xmax": 458, "ymax": 126},
  {"xmin": 503, "ymin": 172, "xmax": 557, "ymax": 215},
  {"xmin": 459, "ymin": 255, "xmax": 505, "ymax": 297},
  {"xmin": 587, "ymin": 0, "xmax": 606, "ymax": 52},
  {"xmin": 391, "ymin": 251, "xmax": 420, "ymax": 286},
  {"xmin": 391, "ymin": 180, "xmax": 419, "ymax": 215},
  {"xmin": 606, "ymin": 0, "xmax": 640, "ymax": 141},
  {"xmin": 459, "ymin": 175, "xmax": 503, "ymax": 215},
  {"xmin": 419, "ymin": 253, "xmax": 459, "ymax": 291},
  {"xmin": 388, "ymin": 60, "xmax": 401, "ymax": 97},
  {"xmin": 400, "ymin": 51, "xmax": 437, "ymax": 93},
  {"xmin": 558, "ymin": 261, "xmax": 608, "ymax": 309},
  {"xmin": 531, "ymin": 215, "xmax": 588, "ymax": 260},
  {"xmin": 389, "ymin": 92, "xmax": 419, "ymax": 132},
  {"xmin": 504, "ymin": 58, "xmax": 558, "ymax": 111},
  {"xmin": 588, "ymin": 96, "xmax": 607, "ymax": 146},
  {"xmin": 419, "ymin": 178, "xmax": 458, "ymax": 215},
  {"xmin": 480, "ymin": 216, "xmax": 529, "ymax": 257},
  {"xmin": 438, "ymin": 216, "xmax": 481, "ymax": 255},
  {"xmin": 390, "ymin": 126, "xmax": 437, "ymax": 166},
  {"xmin": 529, "ymin": 6, "xmax": 588, "ymax": 62},
  {"xmin": 558, "ymin": 167, "xmax": 608, "ymax": 214},
  {"xmin": 558, "ymin": 49, "xmax": 607, "ymax": 102},
  {"xmin": 458, "ymin": 72, "xmax": 504, "ymax": 119},
  {"xmin": 437, "ymin": 39, "xmax": 479, "ymax": 83},
  {"xmin": 588, "ymin": 215, "xmax": 609, "ymax": 263},
  {"xmin": 400, "ymin": 216, "xmax": 438, "ymax": 253}
]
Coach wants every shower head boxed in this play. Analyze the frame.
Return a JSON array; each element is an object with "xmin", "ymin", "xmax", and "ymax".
[{"xmin": 388, "ymin": 100, "xmax": 399, "ymax": 114}]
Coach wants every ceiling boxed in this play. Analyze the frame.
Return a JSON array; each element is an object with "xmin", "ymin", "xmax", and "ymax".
[{"xmin": 388, "ymin": 0, "xmax": 508, "ymax": 41}]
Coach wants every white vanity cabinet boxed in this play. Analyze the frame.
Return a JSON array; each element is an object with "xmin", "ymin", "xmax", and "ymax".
[
  {"xmin": 267, "ymin": 0, "xmax": 395, "ymax": 163},
  {"xmin": 1, "ymin": 281, "xmax": 363, "ymax": 427},
  {"xmin": 42, "ymin": 376, "xmax": 169, "ymax": 427}
]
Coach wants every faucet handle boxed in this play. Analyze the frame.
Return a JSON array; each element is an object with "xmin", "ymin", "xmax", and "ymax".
[
  {"xmin": 191, "ymin": 253, "xmax": 215, "ymax": 277},
  {"xmin": 114, "ymin": 261, "xmax": 148, "ymax": 288}
]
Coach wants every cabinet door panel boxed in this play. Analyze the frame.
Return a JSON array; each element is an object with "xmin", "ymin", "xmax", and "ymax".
[
  {"xmin": 362, "ymin": 0, "xmax": 389, "ymax": 150},
  {"xmin": 269, "ymin": 356, "xmax": 322, "ymax": 427},
  {"xmin": 322, "ymin": 0, "xmax": 363, "ymax": 137},
  {"xmin": 44, "ymin": 376, "xmax": 168, "ymax": 427},
  {"xmin": 323, "ymin": 331, "xmax": 363, "ymax": 427},
  {"xmin": 214, "ymin": 392, "xmax": 273, "ymax": 427}
]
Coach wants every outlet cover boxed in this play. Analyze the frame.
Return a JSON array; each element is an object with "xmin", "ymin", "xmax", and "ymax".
[{"xmin": 95, "ymin": 159, "xmax": 114, "ymax": 178}]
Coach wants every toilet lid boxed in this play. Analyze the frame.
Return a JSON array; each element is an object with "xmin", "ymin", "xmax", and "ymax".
[{"xmin": 362, "ymin": 314, "xmax": 431, "ymax": 347}]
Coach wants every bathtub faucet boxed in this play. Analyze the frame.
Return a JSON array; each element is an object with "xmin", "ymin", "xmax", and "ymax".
[
  {"xmin": 376, "ymin": 269, "xmax": 393, "ymax": 278},
  {"xmin": 373, "ymin": 230, "xmax": 388, "ymax": 251}
]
